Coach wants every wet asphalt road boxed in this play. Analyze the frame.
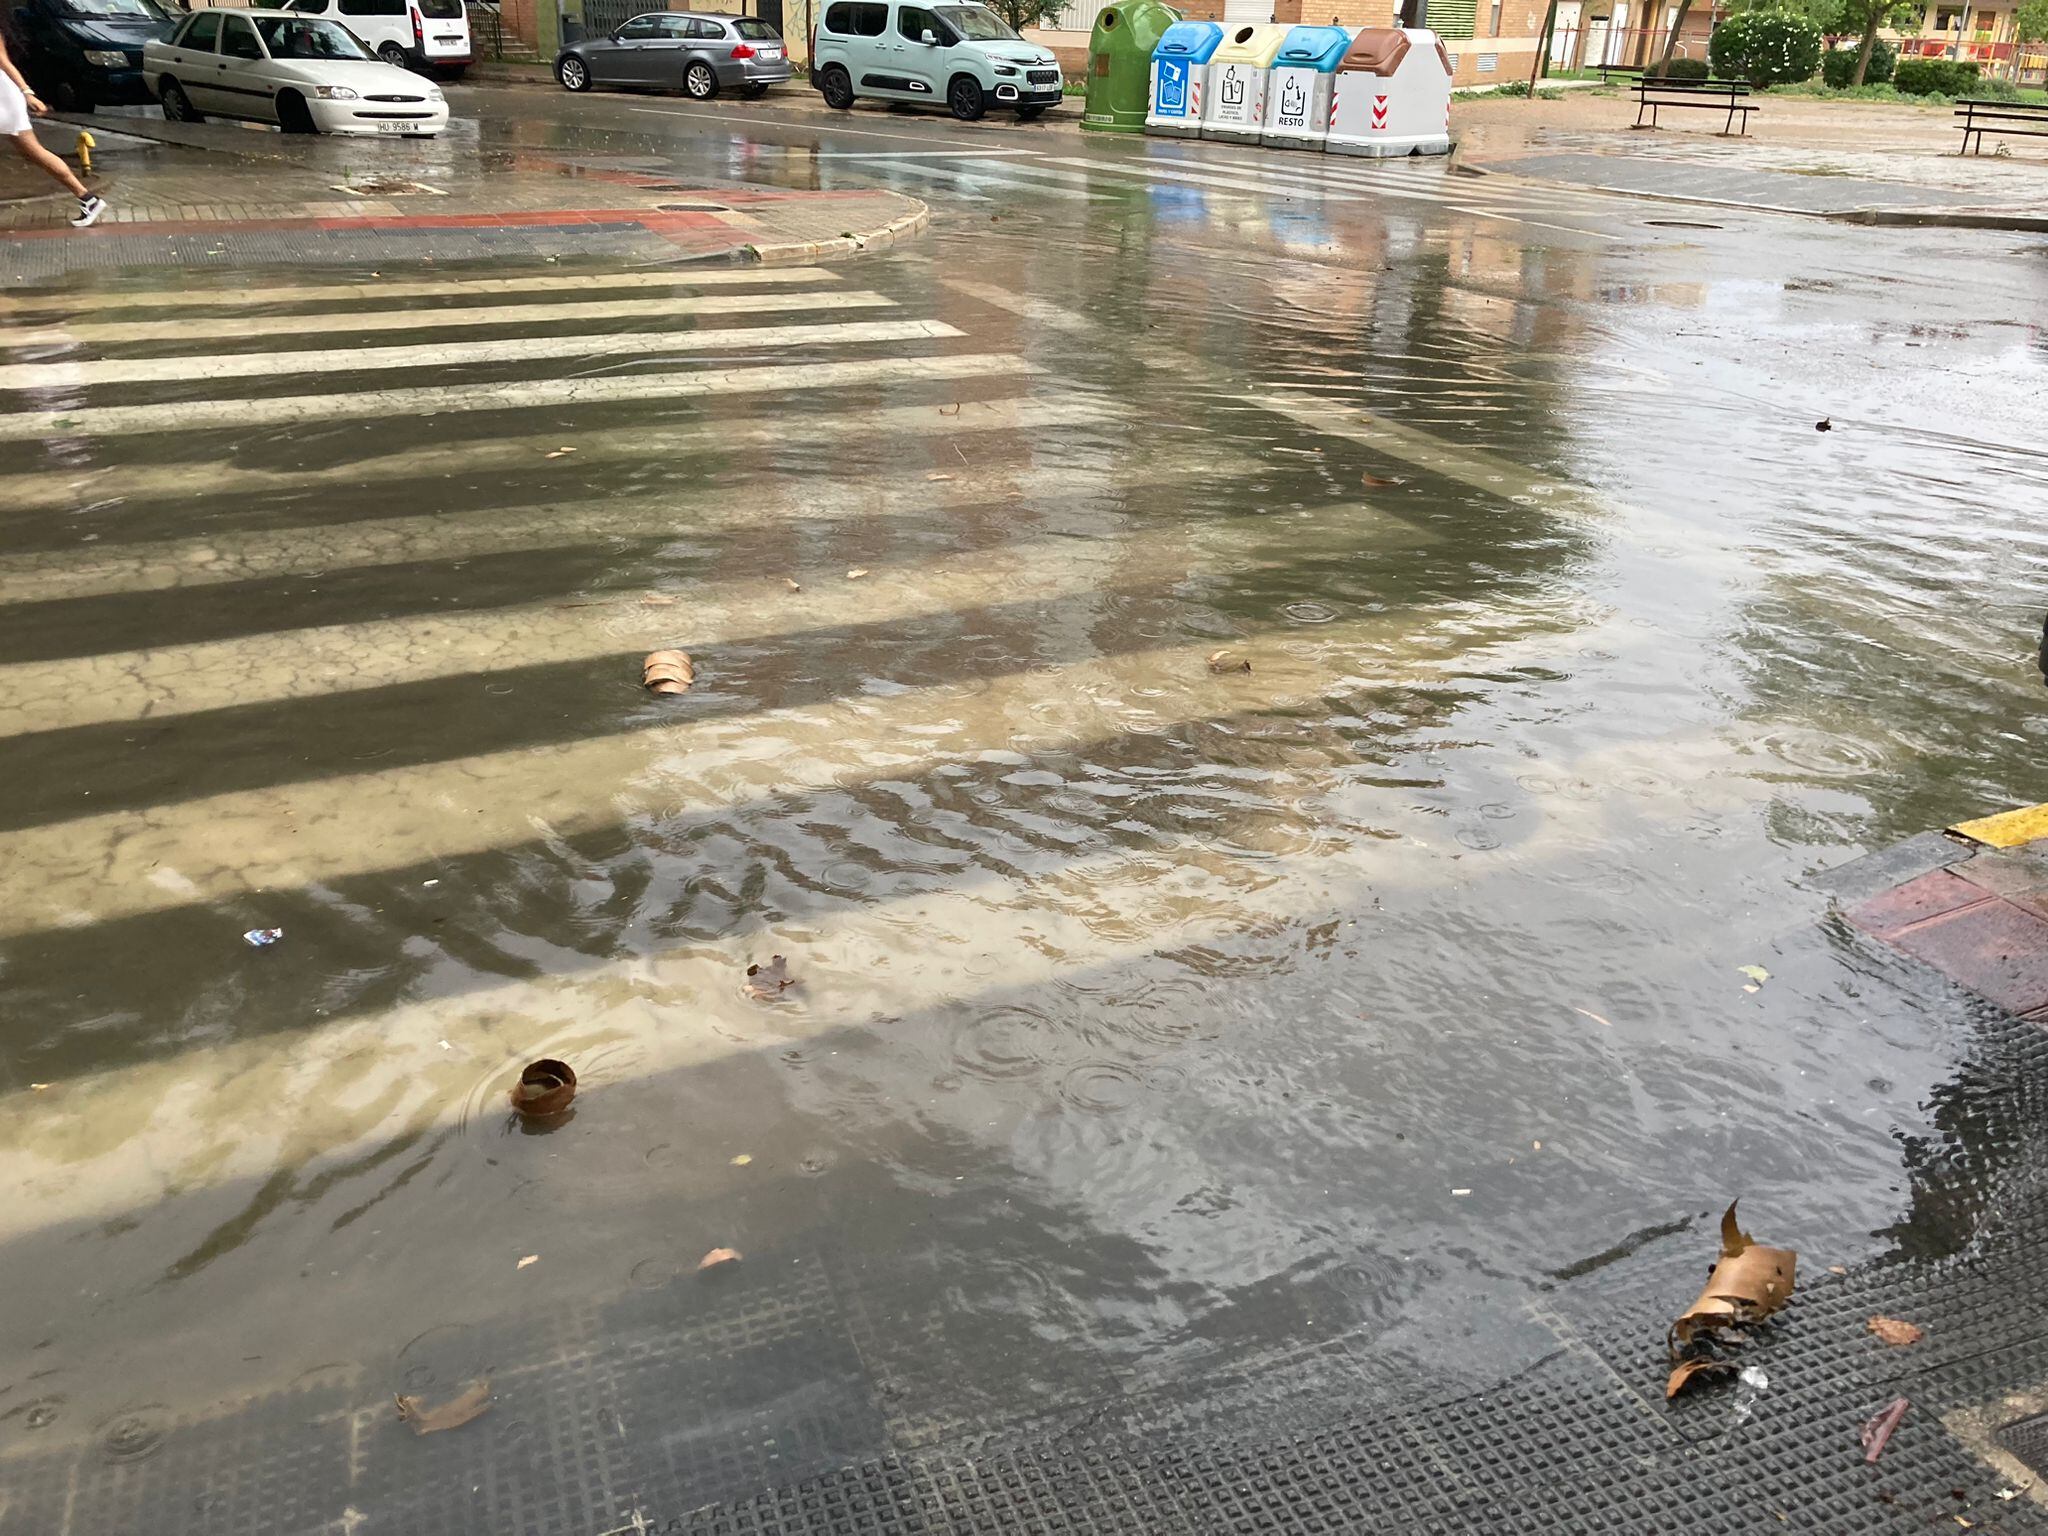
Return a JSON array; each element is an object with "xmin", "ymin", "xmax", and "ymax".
[{"xmin": 2, "ymin": 82, "xmax": 2047, "ymax": 1519}]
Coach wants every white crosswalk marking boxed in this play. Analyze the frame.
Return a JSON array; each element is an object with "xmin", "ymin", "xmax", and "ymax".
[
  {"xmin": 0, "ymin": 316, "xmax": 942, "ymax": 390},
  {"xmin": 0, "ymin": 342, "xmax": 995, "ymax": 439},
  {"xmin": 1031, "ymin": 154, "xmax": 1364, "ymax": 202},
  {"xmin": 11, "ymin": 288, "xmax": 893, "ymax": 347},
  {"xmin": 0, "ymin": 265, "xmax": 842, "ymax": 317}
]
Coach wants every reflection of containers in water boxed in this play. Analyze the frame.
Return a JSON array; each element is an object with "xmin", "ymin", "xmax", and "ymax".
[
  {"xmin": 1326, "ymin": 28, "xmax": 1455, "ymax": 158},
  {"xmin": 1145, "ymin": 19, "xmax": 1223, "ymax": 137},
  {"xmin": 1198, "ymin": 23, "xmax": 1289, "ymax": 144},
  {"xmin": 1259, "ymin": 24, "xmax": 1350, "ymax": 151}
]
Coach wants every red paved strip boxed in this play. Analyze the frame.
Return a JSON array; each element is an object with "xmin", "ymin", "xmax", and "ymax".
[
  {"xmin": 1845, "ymin": 868, "xmax": 1994, "ymax": 939},
  {"xmin": 1886, "ymin": 898, "xmax": 2048, "ymax": 1016}
]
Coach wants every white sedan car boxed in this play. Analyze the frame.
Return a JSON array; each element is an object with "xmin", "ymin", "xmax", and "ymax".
[{"xmin": 143, "ymin": 9, "xmax": 448, "ymax": 137}]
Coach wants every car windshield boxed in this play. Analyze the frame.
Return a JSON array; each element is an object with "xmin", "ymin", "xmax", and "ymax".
[
  {"xmin": 57, "ymin": 0, "xmax": 171, "ymax": 18},
  {"xmin": 253, "ymin": 15, "xmax": 374, "ymax": 58},
  {"xmin": 933, "ymin": 4, "xmax": 1016, "ymax": 39}
]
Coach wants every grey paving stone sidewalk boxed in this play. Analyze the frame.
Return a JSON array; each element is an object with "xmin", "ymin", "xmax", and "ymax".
[{"xmin": 1475, "ymin": 151, "xmax": 2009, "ymax": 218}]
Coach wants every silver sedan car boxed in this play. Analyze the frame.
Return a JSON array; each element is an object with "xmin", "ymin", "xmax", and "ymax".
[{"xmin": 555, "ymin": 11, "xmax": 791, "ymax": 99}]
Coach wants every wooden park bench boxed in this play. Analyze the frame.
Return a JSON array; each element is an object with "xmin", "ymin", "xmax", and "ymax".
[
  {"xmin": 1955, "ymin": 98, "xmax": 2048, "ymax": 154},
  {"xmin": 1632, "ymin": 76, "xmax": 1756, "ymax": 136},
  {"xmin": 1594, "ymin": 62, "xmax": 1644, "ymax": 84}
]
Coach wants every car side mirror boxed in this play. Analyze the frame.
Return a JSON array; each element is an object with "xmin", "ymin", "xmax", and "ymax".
[{"xmin": 920, "ymin": 27, "xmax": 936, "ymax": 42}]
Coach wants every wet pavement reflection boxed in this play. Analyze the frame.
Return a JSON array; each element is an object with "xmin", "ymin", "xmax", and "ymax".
[{"xmin": 3, "ymin": 102, "xmax": 2048, "ymax": 1503}]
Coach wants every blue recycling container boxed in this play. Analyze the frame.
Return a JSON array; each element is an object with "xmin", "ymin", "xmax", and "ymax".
[
  {"xmin": 1145, "ymin": 20, "xmax": 1223, "ymax": 138},
  {"xmin": 1261, "ymin": 25, "xmax": 1351, "ymax": 151}
]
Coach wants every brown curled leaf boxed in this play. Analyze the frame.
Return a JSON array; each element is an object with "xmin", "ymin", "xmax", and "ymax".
[
  {"xmin": 698, "ymin": 1247, "xmax": 742, "ymax": 1270},
  {"xmin": 510, "ymin": 1058, "xmax": 577, "ymax": 1118},
  {"xmin": 1867, "ymin": 1316, "xmax": 1923, "ymax": 1347},
  {"xmin": 1206, "ymin": 650, "xmax": 1251, "ymax": 675},
  {"xmin": 642, "ymin": 650, "xmax": 694, "ymax": 695},
  {"xmin": 1670, "ymin": 1201, "xmax": 1797, "ymax": 1352},
  {"xmin": 1665, "ymin": 1357, "xmax": 1735, "ymax": 1400},
  {"xmin": 1361, "ymin": 472, "xmax": 1406, "ymax": 489},
  {"xmin": 395, "ymin": 1380, "xmax": 491, "ymax": 1435}
]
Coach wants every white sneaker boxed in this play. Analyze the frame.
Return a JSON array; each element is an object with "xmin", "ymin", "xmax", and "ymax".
[{"xmin": 70, "ymin": 195, "xmax": 107, "ymax": 229}]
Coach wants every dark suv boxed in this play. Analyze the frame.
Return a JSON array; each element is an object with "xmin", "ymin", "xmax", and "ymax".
[{"xmin": 9, "ymin": 0, "xmax": 176, "ymax": 111}]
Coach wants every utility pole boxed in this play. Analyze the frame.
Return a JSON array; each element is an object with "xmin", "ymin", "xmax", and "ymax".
[{"xmin": 1527, "ymin": 0, "xmax": 1559, "ymax": 91}]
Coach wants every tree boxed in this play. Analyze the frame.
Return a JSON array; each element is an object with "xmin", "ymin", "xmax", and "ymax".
[
  {"xmin": 2015, "ymin": 0, "xmax": 2048, "ymax": 78},
  {"xmin": 1651, "ymin": 0, "xmax": 1697, "ymax": 75},
  {"xmin": 979, "ymin": 0, "xmax": 1069, "ymax": 32},
  {"xmin": 1709, "ymin": 10, "xmax": 1824, "ymax": 82},
  {"xmin": 1834, "ymin": 0, "xmax": 1922, "ymax": 85}
]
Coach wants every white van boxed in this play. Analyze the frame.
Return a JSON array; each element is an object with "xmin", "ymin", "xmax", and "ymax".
[{"xmin": 284, "ymin": 0, "xmax": 472, "ymax": 75}]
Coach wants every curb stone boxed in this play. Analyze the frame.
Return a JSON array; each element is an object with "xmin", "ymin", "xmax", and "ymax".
[{"xmin": 746, "ymin": 200, "xmax": 930, "ymax": 263}]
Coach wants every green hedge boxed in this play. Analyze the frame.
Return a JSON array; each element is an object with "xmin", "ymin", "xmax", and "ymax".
[
  {"xmin": 1708, "ymin": 11, "xmax": 1823, "ymax": 86},
  {"xmin": 1821, "ymin": 37, "xmax": 1895, "ymax": 86},
  {"xmin": 1650, "ymin": 55, "xmax": 1711, "ymax": 79},
  {"xmin": 1893, "ymin": 56, "xmax": 1979, "ymax": 94}
]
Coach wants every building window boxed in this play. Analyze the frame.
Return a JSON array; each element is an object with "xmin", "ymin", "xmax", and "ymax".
[{"xmin": 1430, "ymin": 0, "xmax": 1478, "ymax": 38}]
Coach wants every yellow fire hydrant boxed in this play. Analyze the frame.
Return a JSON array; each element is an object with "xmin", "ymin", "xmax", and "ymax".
[{"xmin": 76, "ymin": 130, "xmax": 95, "ymax": 177}]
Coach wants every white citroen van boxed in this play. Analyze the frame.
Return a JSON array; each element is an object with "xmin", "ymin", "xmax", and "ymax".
[{"xmin": 810, "ymin": 0, "xmax": 1061, "ymax": 121}]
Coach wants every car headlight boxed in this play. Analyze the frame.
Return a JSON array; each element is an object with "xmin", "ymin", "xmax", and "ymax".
[
  {"xmin": 992, "ymin": 63, "xmax": 1017, "ymax": 75},
  {"xmin": 427, "ymin": 85, "xmax": 444, "ymax": 100},
  {"xmin": 82, "ymin": 49, "xmax": 129, "ymax": 67},
  {"xmin": 312, "ymin": 84, "xmax": 360, "ymax": 99}
]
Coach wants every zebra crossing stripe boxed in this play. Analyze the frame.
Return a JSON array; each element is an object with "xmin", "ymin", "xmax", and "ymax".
[
  {"xmin": 0, "ymin": 265, "xmax": 840, "ymax": 318},
  {"xmin": 0, "ymin": 343, "xmax": 993, "ymax": 440},
  {"xmin": 0, "ymin": 393, "xmax": 1099, "ymax": 517},
  {"xmin": 0, "ymin": 316, "xmax": 945, "ymax": 391},
  {"xmin": 0, "ymin": 532, "xmax": 1134, "ymax": 741},
  {"xmin": 10, "ymin": 289, "xmax": 895, "ymax": 348},
  {"xmin": 1033, "ymin": 155, "xmax": 1363, "ymax": 202}
]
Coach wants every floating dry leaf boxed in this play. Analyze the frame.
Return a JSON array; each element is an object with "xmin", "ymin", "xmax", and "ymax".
[
  {"xmin": 1360, "ymin": 472, "xmax": 1406, "ymax": 489},
  {"xmin": 698, "ymin": 1247, "xmax": 742, "ymax": 1270},
  {"xmin": 925, "ymin": 472, "xmax": 954, "ymax": 482},
  {"xmin": 1573, "ymin": 1007, "xmax": 1614, "ymax": 1028},
  {"xmin": 1737, "ymin": 965, "xmax": 1769, "ymax": 984},
  {"xmin": 1815, "ymin": 418, "xmax": 1833, "ymax": 432},
  {"xmin": 730, "ymin": 1154, "xmax": 753, "ymax": 1167},
  {"xmin": 1206, "ymin": 650, "xmax": 1251, "ymax": 675},
  {"xmin": 744, "ymin": 955, "xmax": 795, "ymax": 999},
  {"xmin": 1867, "ymin": 1316, "xmax": 1923, "ymax": 1347},
  {"xmin": 517, "ymin": 1254, "xmax": 539, "ymax": 1270},
  {"xmin": 642, "ymin": 649, "xmax": 694, "ymax": 696},
  {"xmin": 938, "ymin": 402, "xmax": 961, "ymax": 417},
  {"xmin": 784, "ymin": 577, "xmax": 802, "ymax": 592},
  {"xmin": 641, "ymin": 594, "xmax": 677, "ymax": 607},
  {"xmin": 510, "ymin": 1058, "xmax": 577, "ymax": 1119},
  {"xmin": 395, "ymin": 1380, "xmax": 491, "ymax": 1436},
  {"xmin": 846, "ymin": 568, "xmax": 870, "ymax": 580}
]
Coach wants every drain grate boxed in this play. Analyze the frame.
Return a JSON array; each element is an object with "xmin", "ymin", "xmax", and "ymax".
[{"xmin": 2001, "ymin": 1411, "xmax": 2048, "ymax": 1480}]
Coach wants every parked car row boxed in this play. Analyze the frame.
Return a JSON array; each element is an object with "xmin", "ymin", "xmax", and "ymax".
[
  {"xmin": 555, "ymin": 1, "xmax": 1064, "ymax": 121},
  {"xmin": 7, "ymin": 0, "xmax": 468, "ymax": 115}
]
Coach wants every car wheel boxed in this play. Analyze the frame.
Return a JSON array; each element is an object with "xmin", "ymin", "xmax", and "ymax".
[
  {"xmin": 160, "ymin": 77, "xmax": 203, "ymax": 122},
  {"xmin": 684, "ymin": 60, "xmax": 718, "ymax": 99},
  {"xmin": 818, "ymin": 64, "xmax": 853, "ymax": 109},
  {"xmin": 56, "ymin": 76, "xmax": 96, "ymax": 113},
  {"xmin": 277, "ymin": 90, "xmax": 316, "ymax": 133},
  {"xmin": 742, "ymin": 81, "xmax": 769, "ymax": 97},
  {"xmin": 557, "ymin": 53, "xmax": 590, "ymax": 90},
  {"xmin": 947, "ymin": 73, "xmax": 984, "ymax": 121},
  {"xmin": 378, "ymin": 42, "xmax": 408, "ymax": 68}
]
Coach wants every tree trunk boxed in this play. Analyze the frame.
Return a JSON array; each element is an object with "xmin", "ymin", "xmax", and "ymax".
[
  {"xmin": 1851, "ymin": 9, "xmax": 1881, "ymax": 84},
  {"xmin": 1652, "ymin": 0, "xmax": 1695, "ymax": 75},
  {"xmin": 1527, "ymin": 0, "xmax": 1560, "ymax": 94}
]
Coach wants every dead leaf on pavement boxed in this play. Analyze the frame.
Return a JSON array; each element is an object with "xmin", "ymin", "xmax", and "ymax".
[
  {"xmin": 697, "ymin": 1247, "xmax": 742, "ymax": 1270},
  {"xmin": 642, "ymin": 650, "xmax": 694, "ymax": 696},
  {"xmin": 1868, "ymin": 1316, "xmax": 1924, "ymax": 1347},
  {"xmin": 395, "ymin": 1380, "xmax": 492, "ymax": 1436},
  {"xmin": 1666, "ymin": 1202, "xmax": 1798, "ymax": 1397},
  {"xmin": 1664, "ymin": 1357, "xmax": 1734, "ymax": 1399},
  {"xmin": 744, "ymin": 955, "xmax": 796, "ymax": 999}
]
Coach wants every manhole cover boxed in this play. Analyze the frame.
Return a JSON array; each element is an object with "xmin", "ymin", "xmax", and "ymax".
[
  {"xmin": 332, "ymin": 177, "xmax": 445, "ymax": 197},
  {"xmin": 1999, "ymin": 1410, "xmax": 2048, "ymax": 1479}
]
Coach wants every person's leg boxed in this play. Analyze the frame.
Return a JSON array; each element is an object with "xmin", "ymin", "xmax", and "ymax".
[{"xmin": 10, "ymin": 128, "xmax": 87, "ymax": 198}]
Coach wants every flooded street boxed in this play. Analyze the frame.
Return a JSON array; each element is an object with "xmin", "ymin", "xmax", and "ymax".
[{"xmin": 3, "ymin": 93, "xmax": 2048, "ymax": 1527}]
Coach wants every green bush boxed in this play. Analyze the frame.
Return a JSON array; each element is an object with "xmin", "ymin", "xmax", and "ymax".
[
  {"xmin": 1820, "ymin": 37, "xmax": 1895, "ymax": 87},
  {"xmin": 1709, "ymin": 11, "xmax": 1823, "ymax": 85},
  {"xmin": 1650, "ymin": 55, "xmax": 1711, "ymax": 79},
  {"xmin": 1492, "ymin": 78, "xmax": 1532, "ymax": 95},
  {"xmin": 1970, "ymin": 74, "xmax": 2022, "ymax": 100},
  {"xmin": 1893, "ymin": 56, "xmax": 1979, "ymax": 94}
]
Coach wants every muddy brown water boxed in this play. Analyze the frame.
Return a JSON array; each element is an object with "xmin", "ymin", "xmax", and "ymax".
[{"xmin": 2, "ymin": 125, "xmax": 2046, "ymax": 1485}]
